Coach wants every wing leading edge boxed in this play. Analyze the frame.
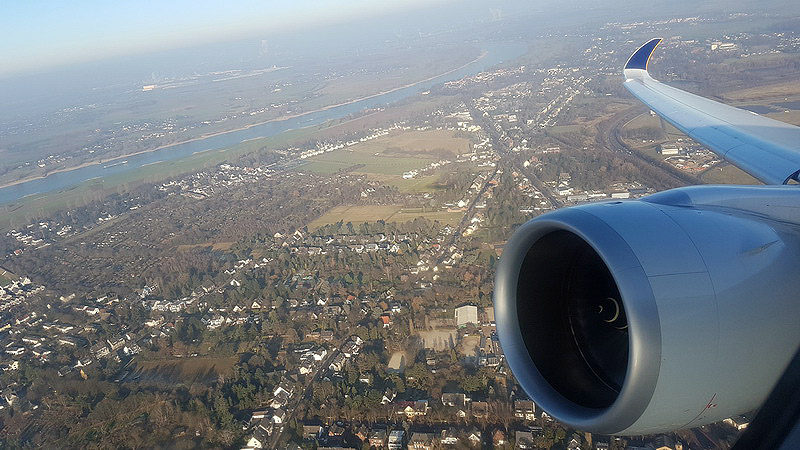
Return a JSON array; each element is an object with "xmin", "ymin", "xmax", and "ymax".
[{"xmin": 623, "ymin": 38, "xmax": 800, "ymax": 185}]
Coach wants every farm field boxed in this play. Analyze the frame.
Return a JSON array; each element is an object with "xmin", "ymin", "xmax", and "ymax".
[
  {"xmin": 176, "ymin": 241, "xmax": 236, "ymax": 252},
  {"xmin": 766, "ymin": 110, "xmax": 800, "ymax": 127},
  {"xmin": 296, "ymin": 129, "xmax": 472, "ymax": 178},
  {"xmin": 308, "ymin": 205, "xmax": 463, "ymax": 230},
  {"xmin": 386, "ymin": 173, "xmax": 443, "ymax": 193},
  {"xmin": 722, "ymin": 79, "xmax": 800, "ymax": 102},
  {"xmin": 720, "ymin": 79, "xmax": 800, "ymax": 127}
]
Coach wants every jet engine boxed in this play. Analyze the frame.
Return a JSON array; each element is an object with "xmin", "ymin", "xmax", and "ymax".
[{"xmin": 494, "ymin": 185, "xmax": 800, "ymax": 435}]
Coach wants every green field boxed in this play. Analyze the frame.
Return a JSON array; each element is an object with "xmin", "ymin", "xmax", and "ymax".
[
  {"xmin": 625, "ymin": 113, "xmax": 660, "ymax": 129},
  {"xmin": 297, "ymin": 160, "xmax": 354, "ymax": 174},
  {"xmin": 390, "ymin": 208, "xmax": 463, "ymax": 225},
  {"xmin": 300, "ymin": 151, "xmax": 434, "ymax": 176},
  {"xmin": 308, "ymin": 205, "xmax": 462, "ymax": 229},
  {"xmin": 297, "ymin": 130, "xmax": 471, "ymax": 178},
  {"xmin": 700, "ymin": 164, "xmax": 760, "ymax": 185}
]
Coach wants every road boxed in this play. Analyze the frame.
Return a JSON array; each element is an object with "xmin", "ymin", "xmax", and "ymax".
[
  {"xmin": 515, "ymin": 160, "xmax": 562, "ymax": 209},
  {"xmin": 269, "ymin": 344, "xmax": 342, "ymax": 448},
  {"xmin": 471, "ymin": 102, "xmax": 563, "ymax": 211},
  {"xmin": 434, "ymin": 165, "xmax": 499, "ymax": 267}
]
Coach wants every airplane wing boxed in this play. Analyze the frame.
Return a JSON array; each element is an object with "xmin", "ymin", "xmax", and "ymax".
[{"xmin": 623, "ymin": 38, "xmax": 800, "ymax": 185}]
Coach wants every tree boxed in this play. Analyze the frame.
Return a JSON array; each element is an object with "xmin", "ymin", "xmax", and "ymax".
[
  {"xmin": 211, "ymin": 391, "xmax": 234, "ymax": 429},
  {"xmin": 460, "ymin": 372, "xmax": 486, "ymax": 394}
]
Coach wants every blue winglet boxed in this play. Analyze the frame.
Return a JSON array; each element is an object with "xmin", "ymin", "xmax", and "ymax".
[{"xmin": 625, "ymin": 38, "xmax": 662, "ymax": 71}]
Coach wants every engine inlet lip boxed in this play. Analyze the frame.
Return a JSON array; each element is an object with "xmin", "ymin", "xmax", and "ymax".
[{"xmin": 494, "ymin": 206, "xmax": 662, "ymax": 434}]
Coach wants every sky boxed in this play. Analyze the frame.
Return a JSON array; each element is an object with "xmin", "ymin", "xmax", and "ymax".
[{"xmin": 1, "ymin": 0, "xmax": 458, "ymax": 77}]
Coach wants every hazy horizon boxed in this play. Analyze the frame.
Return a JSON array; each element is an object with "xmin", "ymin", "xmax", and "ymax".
[
  {"xmin": 3, "ymin": 0, "xmax": 498, "ymax": 78},
  {"xmin": 2, "ymin": 0, "xmax": 733, "ymax": 79}
]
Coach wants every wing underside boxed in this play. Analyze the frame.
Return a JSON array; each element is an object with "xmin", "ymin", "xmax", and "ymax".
[{"xmin": 623, "ymin": 38, "xmax": 800, "ymax": 185}]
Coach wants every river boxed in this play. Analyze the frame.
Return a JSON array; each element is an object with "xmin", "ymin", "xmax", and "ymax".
[{"xmin": 0, "ymin": 43, "xmax": 526, "ymax": 205}]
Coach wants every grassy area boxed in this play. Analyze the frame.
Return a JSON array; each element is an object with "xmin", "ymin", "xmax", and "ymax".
[
  {"xmin": 379, "ymin": 172, "xmax": 445, "ymax": 193},
  {"xmin": 308, "ymin": 205, "xmax": 402, "ymax": 229},
  {"xmin": 622, "ymin": 112, "xmax": 682, "ymax": 138},
  {"xmin": 766, "ymin": 110, "xmax": 800, "ymax": 127},
  {"xmin": 390, "ymin": 208, "xmax": 463, "ymax": 225},
  {"xmin": 297, "ymin": 160, "xmax": 354, "ymax": 174},
  {"xmin": 176, "ymin": 242, "xmax": 235, "ymax": 252},
  {"xmin": 722, "ymin": 78, "xmax": 800, "ymax": 102},
  {"xmin": 297, "ymin": 129, "xmax": 471, "ymax": 177},
  {"xmin": 308, "ymin": 205, "xmax": 462, "ymax": 230},
  {"xmin": 0, "ymin": 267, "xmax": 17, "ymax": 287},
  {"xmin": 700, "ymin": 164, "xmax": 761, "ymax": 185},
  {"xmin": 625, "ymin": 112, "xmax": 661, "ymax": 129},
  {"xmin": 549, "ymin": 124, "xmax": 583, "ymax": 135}
]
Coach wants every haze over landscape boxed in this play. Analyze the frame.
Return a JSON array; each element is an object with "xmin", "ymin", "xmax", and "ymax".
[{"xmin": 1, "ymin": 0, "xmax": 800, "ymax": 447}]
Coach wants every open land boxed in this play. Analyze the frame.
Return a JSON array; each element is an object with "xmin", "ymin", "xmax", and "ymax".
[
  {"xmin": 387, "ymin": 351, "xmax": 407, "ymax": 372},
  {"xmin": 419, "ymin": 329, "xmax": 457, "ymax": 351},
  {"xmin": 126, "ymin": 356, "xmax": 238, "ymax": 386},
  {"xmin": 700, "ymin": 164, "xmax": 760, "ymax": 184},
  {"xmin": 308, "ymin": 205, "xmax": 463, "ymax": 230},
  {"xmin": 297, "ymin": 129, "xmax": 472, "ymax": 176}
]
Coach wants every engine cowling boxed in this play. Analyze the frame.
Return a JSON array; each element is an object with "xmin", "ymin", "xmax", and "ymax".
[{"xmin": 494, "ymin": 185, "xmax": 800, "ymax": 435}]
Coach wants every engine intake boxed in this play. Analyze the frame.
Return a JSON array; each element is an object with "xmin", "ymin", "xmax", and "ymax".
[{"xmin": 518, "ymin": 229, "xmax": 627, "ymax": 409}]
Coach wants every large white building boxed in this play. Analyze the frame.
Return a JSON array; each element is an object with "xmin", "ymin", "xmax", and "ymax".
[{"xmin": 455, "ymin": 305, "xmax": 478, "ymax": 327}]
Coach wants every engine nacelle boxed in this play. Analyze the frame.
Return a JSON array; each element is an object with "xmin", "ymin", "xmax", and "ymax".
[{"xmin": 494, "ymin": 185, "xmax": 800, "ymax": 435}]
